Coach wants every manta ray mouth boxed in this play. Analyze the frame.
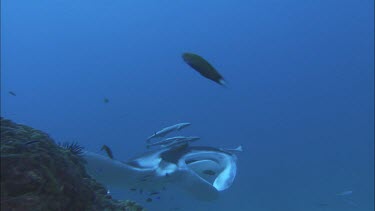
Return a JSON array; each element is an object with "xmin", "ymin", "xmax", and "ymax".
[
  {"xmin": 186, "ymin": 158, "xmax": 223, "ymax": 184},
  {"xmin": 179, "ymin": 150, "xmax": 237, "ymax": 192}
]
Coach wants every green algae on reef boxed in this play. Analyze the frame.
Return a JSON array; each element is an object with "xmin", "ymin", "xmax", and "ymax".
[{"xmin": 0, "ymin": 117, "xmax": 145, "ymax": 211}]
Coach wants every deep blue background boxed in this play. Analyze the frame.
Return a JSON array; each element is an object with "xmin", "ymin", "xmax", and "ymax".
[{"xmin": 1, "ymin": 0, "xmax": 374, "ymax": 210}]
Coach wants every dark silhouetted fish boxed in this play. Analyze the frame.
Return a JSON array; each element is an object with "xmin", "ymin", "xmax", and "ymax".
[
  {"xmin": 9, "ymin": 91, "xmax": 16, "ymax": 96},
  {"xmin": 24, "ymin": 140, "xmax": 42, "ymax": 145},
  {"xmin": 101, "ymin": 145, "xmax": 114, "ymax": 159},
  {"xmin": 103, "ymin": 98, "xmax": 109, "ymax": 103},
  {"xmin": 182, "ymin": 52, "xmax": 226, "ymax": 86},
  {"xmin": 202, "ymin": 169, "xmax": 216, "ymax": 176},
  {"xmin": 149, "ymin": 191, "xmax": 160, "ymax": 196}
]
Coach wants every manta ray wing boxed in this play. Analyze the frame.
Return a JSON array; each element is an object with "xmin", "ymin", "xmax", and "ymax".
[{"xmin": 83, "ymin": 145, "xmax": 238, "ymax": 201}]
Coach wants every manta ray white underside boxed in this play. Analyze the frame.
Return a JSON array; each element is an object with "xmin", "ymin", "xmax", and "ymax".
[{"xmin": 83, "ymin": 144, "xmax": 238, "ymax": 201}]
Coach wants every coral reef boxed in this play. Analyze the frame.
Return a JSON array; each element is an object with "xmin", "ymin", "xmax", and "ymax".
[{"xmin": 0, "ymin": 117, "xmax": 145, "ymax": 211}]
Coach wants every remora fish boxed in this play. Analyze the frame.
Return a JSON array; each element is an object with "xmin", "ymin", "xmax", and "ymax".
[
  {"xmin": 162, "ymin": 136, "xmax": 200, "ymax": 148},
  {"xmin": 147, "ymin": 136, "xmax": 200, "ymax": 149},
  {"xmin": 147, "ymin": 136, "xmax": 186, "ymax": 148},
  {"xmin": 182, "ymin": 52, "xmax": 226, "ymax": 86},
  {"xmin": 9, "ymin": 91, "xmax": 16, "ymax": 96},
  {"xmin": 146, "ymin": 123, "xmax": 191, "ymax": 142},
  {"xmin": 220, "ymin": 145, "xmax": 243, "ymax": 153}
]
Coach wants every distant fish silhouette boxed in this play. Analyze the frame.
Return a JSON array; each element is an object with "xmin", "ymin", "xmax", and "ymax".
[
  {"xmin": 336, "ymin": 190, "xmax": 353, "ymax": 196},
  {"xmin": 103, "ymin": 98, "xmax": 109, "ymax": 103},
  {"xmin": 101, "ymin": 145, "xmax": 113, "ymax": 159},
  {"xmin": 8, "ymin": 91, "xmax": 16, "ymax": 96},
  {"xmin": 202, "ymin": 170, "xmax": 216, "ymax": 176},
  {"xmin": 182, "ymin": 52, "xmax": 226, "ymax": 86},
  {"xmin": 24, "ymin": 140, "xmax": 42, "ymax": 145},
  {"xmin": 149, "ymin": 191, "xmax": 160, "ymax": 196}
]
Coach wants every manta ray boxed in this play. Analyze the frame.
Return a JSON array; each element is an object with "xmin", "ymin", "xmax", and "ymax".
[{"xmin": 83, "ymin": 143, "xmax": 239, "ymax": 201}]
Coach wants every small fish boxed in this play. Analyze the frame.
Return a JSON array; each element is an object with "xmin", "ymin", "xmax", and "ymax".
[
  {"xmin": 146, "ymin": 198, "xmax": 152, "ymax": 202},
  {"xmin": 220, "ymin": 145, "xmax": 243, "ymax": 153},
  {"xmin": 182, "ymin": 52, "xmax": 226, "ymax": 86},
  {"xmin": 103, "ymin": 98, "xmax": 109, "ymax": 103},
  {"xmin": 202, "ymin": 170, "xmax": 216, "ymax": 176},
  {"xmin": 24, "ymin": 140, "xmax": 42, "ymax": 145},
  {"xmin": 146, "ymin": 123, "xmax": 191, "ymax": 142},
  {"xmin": 130, "ymin": 188, "xmax": 137, "ymax": 191},
  {"xmin": 8, "ymin": 91, "xmax": 16, "ymax": 96},
  {"xmin": 149, "ymin": 191, "xmax": 160, "ymax": 196},
  {"xmin": 147, "ymin": 136, "xmax": 186, "ymax": 148},
  {"xmin": 162, "ymin": 136, "xmax": 200, "ymax": 148},
  {"xmin": 336, "ymin": 190, "xmax": 353, "ymax": 196},
  {"xmin": 147, "ymin": 136, "xmax": 200, "ymax": 148},
  {"xmin": 101, "ymin": 145, "xmax": 113, "ymax": 159}
]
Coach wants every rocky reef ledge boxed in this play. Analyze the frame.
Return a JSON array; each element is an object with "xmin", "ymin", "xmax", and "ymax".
[{"xmin": 0, "ymin": 117, "xmax": 145, "ymax": 211}]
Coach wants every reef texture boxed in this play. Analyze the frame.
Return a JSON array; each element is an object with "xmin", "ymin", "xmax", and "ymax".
[{"xmin": 0, "ymin": 117, "xmax": 145, "ymax": 211}]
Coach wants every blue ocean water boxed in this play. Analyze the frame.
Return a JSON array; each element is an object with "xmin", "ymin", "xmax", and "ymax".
[{"xmin": 1, "ymin": 0, "xmax": 374, "ymax": 210}]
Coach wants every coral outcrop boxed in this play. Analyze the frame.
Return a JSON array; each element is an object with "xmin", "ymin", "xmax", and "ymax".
[{"xmin": 0, "ymin": 117, "xmax": 144, "ymax": 211}]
